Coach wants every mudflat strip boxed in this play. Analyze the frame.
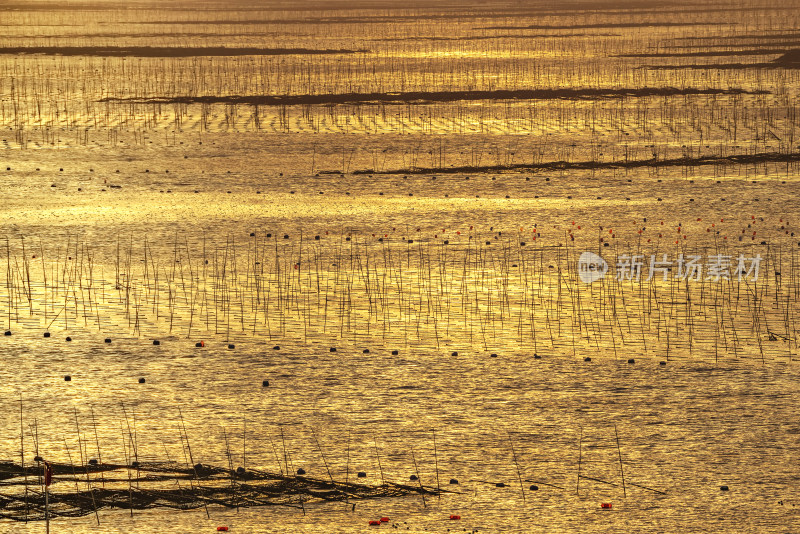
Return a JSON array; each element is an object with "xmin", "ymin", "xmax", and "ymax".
[
  {"xmin": 100, "ymin": 87, "xmax": 764, "ymax": 106},
  {"xmin": 351, "ymin": 151, "xmax": 800, "ymax": 175},
  {"xmin": 644, "ymin": 50, "xmax": 800, "ymax": 69},
  {"xmin": 0, "ymin": 46, "xmax": 365, "ymax": 57}
]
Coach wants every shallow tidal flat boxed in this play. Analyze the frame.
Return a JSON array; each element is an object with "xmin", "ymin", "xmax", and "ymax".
[{"xmin": 1, "ymin": 1, "xmax": 800, "ymax": 533}]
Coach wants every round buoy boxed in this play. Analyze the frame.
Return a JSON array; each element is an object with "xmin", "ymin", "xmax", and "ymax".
[
  {"xmin": 330, "ymin": 347, "xmax": 337, "ymax": 352},
  {"xmin": 659, "ymin": 361, "xmax": 667, "ymax": 366},
  {"xmin": 64, "ymin": 375, "xmax": 71, "ymax": 381},
  {"xmin": 529, "ymin": 484, "xmax": 539, "ymax": 491},
  {"xmin": 584, "ymin": 357, "xmax": 592, "ymax": 362},
  {"xmin": 43, "ymin": 332, "xmax": 51, "ymax": 338},
  {"xmin": 104, "ymin": 338, "xmax": 111, "ymax": 343},
  {"xmin": 534, "ymin": 354, "xmax": 541, "ymax": 359},
  {"xmin": 236, "ymin": 466, "xmax": 245, "ymax": 475},
  {"xmin": 451, "ymin": 351, "xmax": 458, "ymax": 356},
  {"xmin": 627, "ymin": 358, "xmax": 635, "ymax": 364},
  {"xmin": 153, "ymin": 340, "xmax": 160, "ymax": 346},
  {"xmin": 720, "ymin": 485, "xmax": 729, "ymax": 491},
  {"xmin": 195, "ymin": 341, "xmax": 204, "ymax": 347},
  {"xmin": 449, "ymin": 478, "xmax": 459, "ymax": 484},
  {"xmin": 490, "ymin": 353, "xmax": 498, "ymax": 358},
  {"xmin": 296, "ymin": 468, "xmax": 306, "ymax": 475},
  {"xmin": 34, "ymin": 455, "xmax": 43, "ymax": 462},
  {"xmin": 262, "ymin": 380, "xmax": 269, "ymax": 387},
  {"xmin": 66, "ymin": 336, "xmax": 72, "ymax": 342},
  {"xmin": 363, "ymin": 349, "xmax": 370, "ymax": 353},
  {"xmin": 138, "ymin": 378, "xmax": 146, "ymax": 384},
  {"xmin": 228, "ymin": 344, "xmax": 235, "ymax": 349},
  {"xmin": 89, "ymin": 458, "xmax": 98, "ymax": 465},
  {"xmin": 357, "ymin": 471, "xmax": 367, "ymax": 478},
  {"xmin": 273, "ymin": 345, "xmax": 280, "ymax": 350},
  {"xmin": 4, "ymin": 330, "xmax": 10, "ymax": 336},
  {"xmin": 391, "ymin": 350, "xmax": 399, "ymax": 355}
]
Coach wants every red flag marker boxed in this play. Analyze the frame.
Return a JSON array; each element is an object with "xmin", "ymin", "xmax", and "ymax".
[{"xmin": 44, "ymin": 461, "xmax": 53, "ymax": 487}]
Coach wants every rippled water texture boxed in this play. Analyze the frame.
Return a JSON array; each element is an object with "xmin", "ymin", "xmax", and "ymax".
[{"xmin": 1, "ymin": 0, "xmax": 800, "ymax": 532}]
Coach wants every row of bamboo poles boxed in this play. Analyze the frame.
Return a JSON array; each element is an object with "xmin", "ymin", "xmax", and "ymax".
[{"xmin": 1, "ymin": 230, "xmax": 797, "ymax": 360}]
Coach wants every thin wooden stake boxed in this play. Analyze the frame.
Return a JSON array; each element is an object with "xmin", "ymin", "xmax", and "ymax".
[
  {"xmin": 432, "ymin": 428, "xmax": 440, "ymax": 495},
  {"xmin": 614, "ymin": 424, "xmax": 626, "ymax": 498},
  {"xmin": 310, "ymin": 427, "xmax": 334, "ymax": 485},
  {"xmin": 409, "ymin": 446, "xmax": 427, "ymax": 507},
  {"xmin": 508, "ymin": 432, "xmax": 526, "ymax": 503},
  {"xmin": 373, "ymin": 435, "xmax": 385, "ymax": 486},
  {"xmin": 576, "ymin": 426, "xmax": 583, "ymax": 496}
]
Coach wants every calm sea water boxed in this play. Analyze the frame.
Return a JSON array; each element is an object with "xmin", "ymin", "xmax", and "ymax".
[{"xmin": 2, "ymin": 1, "xmax": 800, "ymax": 532}]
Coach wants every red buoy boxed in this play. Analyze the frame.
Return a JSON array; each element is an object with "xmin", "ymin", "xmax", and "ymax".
[
  {"xmin": 380, "ymin": 517, "xmax": 389, "ymax": 522},
  {"xmin": 600, "ymin": 503, "xmax": 613, "ymax": 509},
  {"xmin": 217, "ymin": 527, "xmax": 229, "ymax": 532},
  {"xmin": 368, "ymin": 520, "xmax": 381, "ymax": 526},
  {"xmin": 450, "ymin": 515, "xmax": 461, "ymax": 520}
]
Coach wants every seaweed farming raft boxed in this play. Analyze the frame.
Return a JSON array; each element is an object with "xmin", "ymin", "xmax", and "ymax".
[{"xmin": 0, "ymin": 461, "xmax": 442, "ymax": 521}]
